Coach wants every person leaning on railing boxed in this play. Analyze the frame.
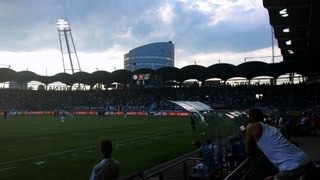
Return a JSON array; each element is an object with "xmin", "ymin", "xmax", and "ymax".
[{"xmin": 245, "ymin": 108, "xmax": 316, "ymax": 180}]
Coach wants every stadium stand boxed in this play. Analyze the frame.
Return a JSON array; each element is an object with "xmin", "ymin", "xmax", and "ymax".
[{"xmin": 0, "ymin": 0, "xmax": 319, "ymax": 178}]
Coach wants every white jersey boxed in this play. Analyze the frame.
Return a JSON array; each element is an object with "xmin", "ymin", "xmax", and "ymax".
[
  {"xmin": 89, "ymin": 158, "xmax": 120, "ymax": 180},
  {"xmin": 256, "ymin": 122, "xmax": 310, "ymax": 171}
]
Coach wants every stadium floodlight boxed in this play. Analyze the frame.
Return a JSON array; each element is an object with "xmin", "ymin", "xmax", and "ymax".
[
  {"xmin": 56, "ymin": 18, "xmax": 81, "ymax": 74},
  {"xmin": 57, "ymin": 18, "xmax": 70, "ymax": 31}
]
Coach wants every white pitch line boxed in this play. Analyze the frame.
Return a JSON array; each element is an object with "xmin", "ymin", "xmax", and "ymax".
[
  {"xmin": 0, "ymin": 166, "xmax": 17, "ymax": 172},
  {"xmin": 0, "ymin": 128, "xmax": 188, "ymax": 166}
]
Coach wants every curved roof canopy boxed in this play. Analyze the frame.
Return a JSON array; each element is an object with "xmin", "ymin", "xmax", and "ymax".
[
  {"xmin": 156, "ymin": 67, "xmax": 182, "ymax": 82},
  {"xmin": 237, "ymin": 61, "xmax": 271, "ymax": 79},
  {"xmin": 180, "ymin": 65, "xmax": 209, "ymax": 81},
  {"xmin": 208, "ymin": 63, "xmax": 238, "ymax": 80},
  {"xmin": 16, "ymin": 71, "xmax": 38, "ymax": 83},
  {"xmin": 91, "ymin": 71, "xmax": 111, "ymax": 84},
  {"xmin": 0, "ymin": 68, "xmax": 16, "ymax": 82},
  {"xmin": 110, "ymin": 70, "xmax": 132, "ymax": 84},
  {"xmin": 0, "ymin": 58, "xmax": 316, "ymax": 86},
  {"xmin": 72, "ymin": 71, "xmax": 92, "ymax": 85},
  {"xmin": 52, "ymin": 73, "xmax": 74, "ymax": 85}
]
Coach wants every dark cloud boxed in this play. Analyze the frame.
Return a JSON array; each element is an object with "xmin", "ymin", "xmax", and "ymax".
[{"xmin": 0, "ymin": 0, "xmax": 271, "ymax": 54}]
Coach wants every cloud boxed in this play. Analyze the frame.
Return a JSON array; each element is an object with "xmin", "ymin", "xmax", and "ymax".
[
  {"xmin": 116, "ymin": 27, "xmax": 133, "ymax": 39},
  {"xmin": 0, "ymin": 44, "xmax": 128, "ymax": 75},
  {"xmin": 176, "ymin": 0, "xmax": 267, "ymax": 28},
  {"xmin": 1, "ymin": 44, "xmax": 282, "ymax": 76},
  {"xmin": 0, "ymin": 0, "xmax": 281, "ymax": 75},
  {"xmin": 157, "ymin": 3, "xmax": 175, "ymax": 24},
  {"xmin": 175, "ymin": 46, "xmax": 283, "ymax": 68}
]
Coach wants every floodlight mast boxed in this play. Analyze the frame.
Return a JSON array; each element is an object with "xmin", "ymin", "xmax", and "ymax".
[{"xmin": 56, "ymin": 18, "xmax": 81, "ymax": 74}]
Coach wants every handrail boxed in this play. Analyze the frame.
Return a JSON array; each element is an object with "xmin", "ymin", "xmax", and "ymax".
[
  {"xmin": 223, "ymin": 155, "xmax": 255, "ymax": 180},
  {"xmin": 143, "ymin": 149, "xmax": 199, "ymax": 175},
  {"xmin": 124, "ymin": 149, "xmax": 199, "ymax": 180},
  {"xmin": 240, "ymin": 154, "xmax": 264, "ymax": 180},
  {"xmin": 124, "ymin": 171, "xmax": 145, "ymax": 180},
  {"xmin": 144, "ymin": 156, "xmax": 190, "ymax": 178}
]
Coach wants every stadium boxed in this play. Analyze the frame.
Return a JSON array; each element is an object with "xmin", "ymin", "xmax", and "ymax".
[{"xmin": 0, "ymin": 0, "xmax": 319, "ymax": 180}]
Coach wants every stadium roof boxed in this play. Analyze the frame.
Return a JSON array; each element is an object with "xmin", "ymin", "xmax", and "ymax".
[
  {"xmin": 0, "ymin": 61, "xmax": 315, "ymax": 86},
  {"xmin": 263, "ymin": 0, "xmax": 317, "ymax": 69}
]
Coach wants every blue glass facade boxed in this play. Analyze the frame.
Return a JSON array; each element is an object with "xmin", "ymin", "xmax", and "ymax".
[{"xmin": 124, "ymin": 41, "xmax": 174, "ymax": 71}]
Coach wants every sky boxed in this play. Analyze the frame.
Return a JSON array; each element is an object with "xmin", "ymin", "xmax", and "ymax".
[{"xmin": 0, "ymin": 0, "xmax": 282, "ymax": 76}]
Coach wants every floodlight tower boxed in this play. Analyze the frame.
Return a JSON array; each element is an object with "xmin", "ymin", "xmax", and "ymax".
[{"xmin": 57, "ymin": 18, "xmax": 81, "ymax": 74}]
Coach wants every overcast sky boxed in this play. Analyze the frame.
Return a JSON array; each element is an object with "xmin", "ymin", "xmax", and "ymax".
[{"xmin": 0, "ymin": 0, "xmax": 282, "ymax": 76}]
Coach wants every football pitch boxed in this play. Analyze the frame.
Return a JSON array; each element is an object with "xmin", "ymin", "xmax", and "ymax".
[{"xmin": 0, "ymin": 115, "xmax": 200, "ymax": 180}]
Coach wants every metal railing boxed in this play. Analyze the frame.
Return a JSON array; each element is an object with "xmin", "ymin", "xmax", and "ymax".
[{"xmin": 124, "ymin": 149, "xmax": 224, "ymax": 180}]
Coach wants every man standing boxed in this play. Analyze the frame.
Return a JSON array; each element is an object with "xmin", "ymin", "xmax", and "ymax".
[
  {"xmin": 3, "ymin": 110, "xmax": 7, "ymax": 119},
  {"xmin": 245, "ymin": 108, "xmax": 314, "ymax": 180},
  {"xmin": 190, "ymin": 112, "xmax": 196, "ymax": 131},
  {"xmin": 60, "ymin": 110, "xmax": 66, "ymax": 123},
  {"xmin": 89, "ymin": 140, "xmax": 120, "ymax": 180}
]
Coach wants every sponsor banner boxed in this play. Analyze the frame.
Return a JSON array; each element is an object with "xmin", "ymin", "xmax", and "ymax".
[
  {"xmin": 2, "ymin": 111, "xmax": 187, "ymax": 116},
  {"xmin": 127, "ymin": 112, "xmax": 136, "ymax": 115},
  {"xmin": 136, "ymin": 112, "xmax": 147, "ymax": 116},
  {"xmin": 166, "ymin": 112, "xmax": 189, "ymax": 116},
  {"xmin": 73, "ymin": 111, "xmax": 97, "ymax": 115},
  {"xmin": 177, "ymin": 112, "xmax": 189, "ymax": 116},
  {"xmin": 116, "ymin": 112, "xmax": 124, "ymax": 115},
  {"xmin": 153, "ymin": 112, "xmax": 166, "ymax": 116},
  {"xmin": 20, "ymin": 111, "xmax": 54, "ymax": 115}
]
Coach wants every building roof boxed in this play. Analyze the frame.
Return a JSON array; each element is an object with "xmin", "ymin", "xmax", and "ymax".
[{"xmin": 263, "ymin": 0, "xmax": 317, "ymax": 69}]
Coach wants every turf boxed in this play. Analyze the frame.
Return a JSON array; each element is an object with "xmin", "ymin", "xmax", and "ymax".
[
  {"xmin": 0, "ymin": 113, "xmax": 242, "ymax": 180},
  {"xmin": 0, "ymin": 115, "xmax": 198, "ymax": 180}
]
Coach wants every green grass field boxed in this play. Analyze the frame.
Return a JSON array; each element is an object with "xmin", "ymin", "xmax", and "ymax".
[
  {"xmin": 0, "ymin": 115, "xmax": 200, "ymax": 180},
  {"xmin": 0, "ymin": 113, "xmax": 242, "ymax": 180}
]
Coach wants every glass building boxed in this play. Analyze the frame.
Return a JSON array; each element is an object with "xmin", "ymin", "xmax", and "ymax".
[{"xmin": 124, "ymin": 41, "xmax": 174, "ymax": 71}]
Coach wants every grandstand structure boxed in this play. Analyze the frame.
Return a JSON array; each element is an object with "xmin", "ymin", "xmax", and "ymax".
[
  {"xmin": 0, "ymin": 0, "xmax": 319, "ymax": 179},
  {"xmin": 1, "ymin": 0, "xmax": 318, "ymax": 89},
  {"xmin": 223, "ymin": 1, "xmax": 320, "ymax": 179},
  {"xmin": 263, "ymin": 0, "xmax": 317, "ymax": 76},
  {"xmin": 0, "ymin": 60, "xmax": 316, "ymax": 90}
]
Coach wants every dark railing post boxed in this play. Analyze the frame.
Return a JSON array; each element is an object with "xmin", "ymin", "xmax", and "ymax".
[
  {"xmin": 183, "ymin": 161, "xmax": 188, "ymax": 180},
  {"xmin": 159, "ymin": 172, "xmax": 163, "ymax": 180},
  {"xmin": 139, "ymin": 171, "xmax": 145, "ymax": 180}
]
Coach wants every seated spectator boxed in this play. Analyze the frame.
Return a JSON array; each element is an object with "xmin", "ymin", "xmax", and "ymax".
[
  {"xmin": 311, "ymin": 112, "xmax": 320, "ymax": 135},
  {"xmin": 297, "ymin": 111, "xmax": 314, "ymax": 136},
  {"xmin": 89, "ymin": 140, "xmax": 120, "ymax": 180},
  {"xmin": 193, "ymin": 139, "xmax": 218, "ymax": 177},
  {"xmin": 246, "ymin": 108, "xmax": 315, "ymax": 180},
  {"xmin": 233, "ymin": 136, "xmax": 246, "ymax": 165},
  {"xmin": 227, "ymin": 138, "xmax": 236, "ymax": 168}
]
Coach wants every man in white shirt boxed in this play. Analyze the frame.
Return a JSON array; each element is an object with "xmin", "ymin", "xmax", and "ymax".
[
  {"xmin": 246, "ymin": 108, "xmax": 314, "ymax": 180},
  {"xmin": 89, "ymin": 140, "xmax": 120, "ymax": 180}
]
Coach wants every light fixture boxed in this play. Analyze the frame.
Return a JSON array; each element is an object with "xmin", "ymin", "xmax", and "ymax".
[
  {"xmin": 57, "ymin": 18, "xmax": 70, "ymax": 31},
  {"xmin": 283, "ymin": 28, "xmax": 290, "ymax": 33},
  {"xmin": 279, "ymin": 8, "xmax": 289, "ymax": 17},
  {"xmin": 286, "ymin": 40, "xmax": 292, "ymax": 45}
]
